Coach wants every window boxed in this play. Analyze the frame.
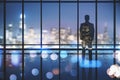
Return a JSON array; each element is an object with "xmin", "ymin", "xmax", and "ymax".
[
  {"xmin": 0, "ymin": 0, "xmax": 119, "ymax": 80},
  {"xmin": 6, "ymin": 50, "xmax": 22, "ymax": 80},
  {"xmin": 0, "ymin": 3, "xmax": 3, "ymax": 47},
  {"xmin": 98, "ymin": 3, "xmax": 113, "ymax": 45},
  {"xmin": 116, "ymin": 3, "xmax": 120, "ymax": 44},
  {"xmin": 24, "ymin": 3, "xmax": 41, "ymax": 49},
  {"xmin": 0, "ymin": 50, "xmax": 3, "ymax": 80},
  {"xmin": 42, "ymin": 3, "xmax": 59, "ymax": 46},
  {"xmin": 6, "ymin": 3, "xmax": 22, "ymax": 48},
  {"xmin": 61, "ymin": 3, "xmax": 77, "ymax": 48}
]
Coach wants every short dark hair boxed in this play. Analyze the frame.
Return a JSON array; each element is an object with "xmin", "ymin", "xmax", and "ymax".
[{"xmin": 85, "ymin": 15, "xmax": 89, "ymax": 21}]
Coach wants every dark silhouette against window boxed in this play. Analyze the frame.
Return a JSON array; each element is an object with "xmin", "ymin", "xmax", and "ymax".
[{"xmin": 80, "ymin": 15, "xmax": 94, "ymax": 61}]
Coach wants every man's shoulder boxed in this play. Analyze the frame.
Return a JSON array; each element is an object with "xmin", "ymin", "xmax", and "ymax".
[
  {"xmin": 88, "ymin": 22, "xmax": 93, "ymax": 25},
  {"xmin": 81, "ymin": 23, "xmax": 84, "ymax": 26},
  {"xmin": 81, "ymin": 23, "xmax": 92, "ymax": 25},
  {"xmin": 80, "ymin": 22, "xmax": 94, "ymax": 27}
]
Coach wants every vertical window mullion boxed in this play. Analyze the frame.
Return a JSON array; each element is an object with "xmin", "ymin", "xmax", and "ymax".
[
  {"xmin": 95, "ymin": 0, "xmax": 98, "ymax": 80},
  {"xmin": 3, "ymin": 0, "xmax": 6, "ymax": 80},
  {"xmin": 113, "ymin": 0, "xmax": 116, "ymax": 65},
  {"xmin": 22, "ymin": 0, "xmax": 24, "ymax": 80},
  {"xmin": 77, "ymin": 0, "xmax": 79, "ymax": 80},
  {"xmin": 59, "ymin": 0, "xmax": 60, "ymax": 80},
  {"xmin": 40, "ymin": 0, "xmax": 43, "ymax": 80}
]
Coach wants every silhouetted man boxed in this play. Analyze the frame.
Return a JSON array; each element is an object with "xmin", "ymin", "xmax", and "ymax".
[{"xmin": 80, "ymin": 15, "xmax": 94, "ymax": 61}]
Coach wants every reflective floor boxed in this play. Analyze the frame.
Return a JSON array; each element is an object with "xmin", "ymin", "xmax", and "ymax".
[{"xmin": 0, "ymin": 49, "xmax": 118, "ymax": 80}]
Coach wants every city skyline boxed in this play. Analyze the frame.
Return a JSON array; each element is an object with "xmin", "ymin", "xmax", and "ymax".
[{"xmin": 0, "ymin": 2, "xmax": 120, "ymax": 39}]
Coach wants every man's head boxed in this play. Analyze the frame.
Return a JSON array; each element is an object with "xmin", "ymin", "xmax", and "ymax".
[{"xmin": 85, "ymin": 15, "xmax": 90, "ymax": 22}]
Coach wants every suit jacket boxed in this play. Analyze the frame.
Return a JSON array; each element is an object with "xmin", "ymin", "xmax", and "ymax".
[{"xmin": 80, "ymin": 22, "xmax": 94, "ymax": 42}]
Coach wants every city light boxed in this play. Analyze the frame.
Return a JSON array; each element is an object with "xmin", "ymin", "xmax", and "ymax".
[
  {"xmin": 8, "ymin": 24, "xmax": 13, "ymax": 27},
  {"xmin": 41, "ymin": 51, "xmax": 49, "ymax": 59},
  {"xmin": 46, "ymin": 72, "xmax": 53, "ymax": 79},
  {"xmin": 50, "ymin": 53, "xmax": 58, "ymax": 61},
  {"xmin": 9, "ymin": 74, "xmax": 17, "ymax": 80},
  {"xmin": 60, "ymin": 50, "xmax": 68, "ymax": 59},
  {"xmin": 30, "ymin": 53, "xmax": 37, "ymax": 58},
  {"xmin": 1, "ymin": 13, "xmax": 120, "ymax": 48},
  {"xmin": 31, "ymin": 68, "xmax": 39, "ymax": 76},
  {"xmin": 114, "ymin": 51, "xmax": 120, "ymax": 63},
  {"xmin": 29, "ymin": 50, "xmax": 37, "ymax": 58},
  {"xmin": 11, "ymin": 54, "xmax": 19, "ymax": 66},
  {"xmin": 52, "ymin": 68, "xmax": 59, "ymax": 75},
  {"xmin": 20, "ymin": 13, "xmax": 26, "ymax": 19},
  {"xmin": 107, "ymin": 64, "xmax": 120, "ymax": 78}
]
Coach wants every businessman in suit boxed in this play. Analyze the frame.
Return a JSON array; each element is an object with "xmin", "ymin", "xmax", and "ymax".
[{"xmin": 80, "ymin": 15, "xmax": 94, "ymax": 61}]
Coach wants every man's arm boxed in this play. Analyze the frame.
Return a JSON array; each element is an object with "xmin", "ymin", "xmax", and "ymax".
[
  {"xmin": 80, "ymin": 24, "xmax": 83, "ymax": 40},
  {"xmin": 91, "ymin": 24, "xmax": 94, "ymax": 41}
]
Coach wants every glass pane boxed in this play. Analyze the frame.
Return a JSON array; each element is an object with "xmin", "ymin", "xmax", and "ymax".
[
  {"xmin": 42, "ymin": 50, "xmax": 59, "ymax": 80},
  {"xmin": 79, "ymin": 3, "xmax": 95, "ymax": 49},
  {"xmin": 61, "ymin": 3, "xmax": 77, "ymax": 48},
  {"xmin": 24, "ymin": 3, "xmax": 41, "ymax": 45},
  {"xmin": 0, "ymin": 3, "xmax": 3, "ymax": 47},
  {"xmin": 6, "ymin": 3, "xmax": 22, "ymax": 45},
  {"xmin": 79, "ymin": 50, "xmax": 97, "ymax": 80},
  {"xmin": 97, "ymin": 53, "xmax": 113, "ymax": 80},
  {"xmin": 24, "ymin": 50, "xmax": 41, "ymax": 80},
  {"xmin": 60, "ymin": 50, "xmax": 78, "ymax": 80},
  {"xmin": 98, "ymin": 3, "xmax": 113, "ymax": 45},
  {"xmin": 42, "ymin": 3, "xmax": 59, "ymax": 47},
  {"xmin": 116, "ymin": 3, "xmax": 120, "ymax": 44},
  {"xmin": 6, "ymin": 50, "xmax": 22, "ymax": 80},
  {"xmin": 0, "ymin": 50, "xmax": 3, "ymax": 80}
]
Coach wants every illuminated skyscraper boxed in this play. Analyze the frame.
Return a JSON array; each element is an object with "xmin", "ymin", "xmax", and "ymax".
[
  {"xmin": 19, "ymin": 13, "xmax": 26, "ymax": 33},
  {"xmin": 103, "ymin": 22, "xmax": 110, "ymax": 44},
  {"xmin": 6, "ymin": 24, "xmax": 13, "ymax": 44},
  {"xmin": 17, "ymin": 14, "xmax": 26, "ymax": 44}
]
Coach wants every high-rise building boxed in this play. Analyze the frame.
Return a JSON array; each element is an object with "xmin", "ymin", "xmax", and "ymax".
[
  {"xmin": 6, "ymin": 24, "xmax": 13, "ymax": 44},
  {"xmin": 17, "ymin": 14, "xmax": 26, "ymax": 44},
  {"xmin": 0, "ymin": 36, "xmax": 3, "ymax": 44},
  {"xmin": 103, "ymin": 22, "xmax": 110, "ymax": 44}
]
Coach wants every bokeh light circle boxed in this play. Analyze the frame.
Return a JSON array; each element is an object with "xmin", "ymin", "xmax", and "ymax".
[
  {"xmin": 31, "ymin": 68, "xmax": 39, "ymax": 76},
  {"xmin": 9, "ymin": 74, "xmax": 17, "ymax": 80},
  {"xmin": 107, "ymin": 64, "xmax": 120, "ymax": 78},
  {"xmin": 41, "ymin": 51, "xmax": 48, "ymax": 59},
  {"xmin": 50, "ymin": 53, "xmax": 58, "ymax": 61},
  {"xmin": 60, "ymin": 51, "xmax": 68, "ymax": 59},
  {"xmin": 46, "ymin": 72, "xmax": 53, "ymax": 79},
  {"xmin": 52, "ymin": 68, "xmax": 59, "ymax": 75}
]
